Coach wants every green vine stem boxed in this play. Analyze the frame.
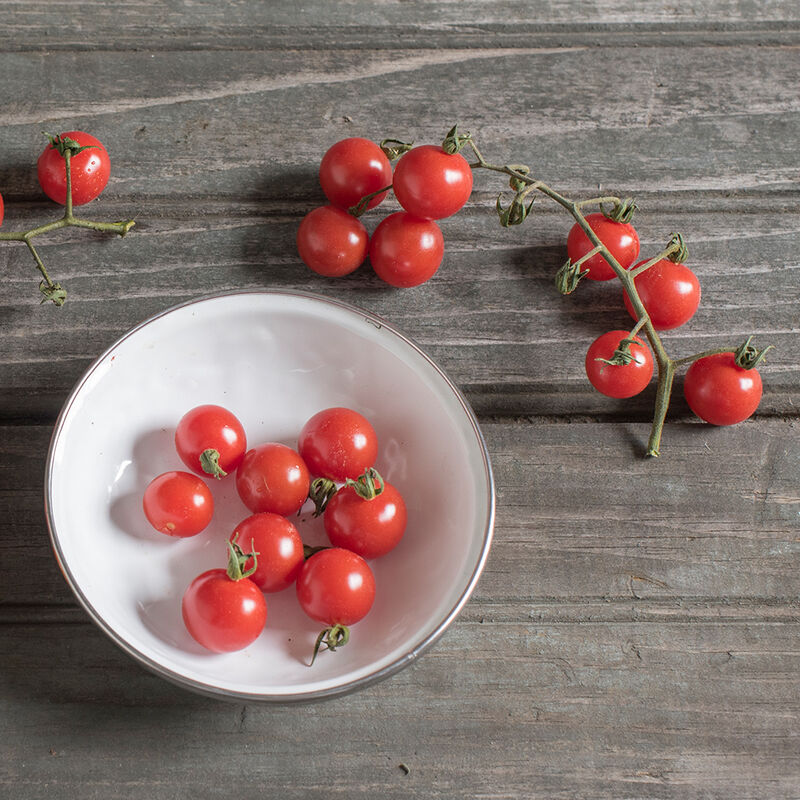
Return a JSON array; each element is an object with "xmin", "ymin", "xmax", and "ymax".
[
  {"xmin": 0, "ymin": 136, "xmax": 136, "ymax": 306},
  {"xmin": 461, "ymin": 133, "xmax": 771, "ymax": 457}
]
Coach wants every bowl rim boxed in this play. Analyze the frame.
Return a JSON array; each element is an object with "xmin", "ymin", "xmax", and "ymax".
[{"xmin": 44, "ymin": 289, "xmax": 496, "ymax": 703}]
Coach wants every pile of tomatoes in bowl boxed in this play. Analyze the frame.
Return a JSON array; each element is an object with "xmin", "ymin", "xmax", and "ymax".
[
  {"xmin": 296, "ymin": 136, "xmax": 473, "ymax": 287},
  {"xmin": 143, "ymin": 403, "xmax": 407, "ymax": 664}
]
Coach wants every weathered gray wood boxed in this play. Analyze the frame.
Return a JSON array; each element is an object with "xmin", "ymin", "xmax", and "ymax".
[{"xmin": 4, "ymin": 420, "xmax": 798, "ymax": 607}]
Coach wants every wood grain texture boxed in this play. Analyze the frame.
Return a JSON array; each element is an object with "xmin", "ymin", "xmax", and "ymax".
[{"xmin": 1, "ymin": 1, "xmax": 799, "ymax": 798}]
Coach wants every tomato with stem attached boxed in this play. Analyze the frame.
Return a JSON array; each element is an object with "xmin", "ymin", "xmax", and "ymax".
[
  {"xmin": 230, "ymin": 512, "xmax": 304, "ymax": 593},
  {"xmin": 182, "ymin": 539, "xmax": 267, "ymax": 653},
  {"xmin": 142, "ymin": 470, "xmax": 214, "ymax": 538},
  {"xmin": 624, "ymin": 260, "xmax": 701, "ymax": 330},
  {"xmin": 392, "ymin": 144, "xmax": 473, "ymax": 220},
  {"xmin": 369, "ymin": 211, "xmax": 444, "ymax": 288},
  {"xmin": 297, "ymin": 205, "xmax": 369, "ymax": 277},
  {"xmin": 324, "ymin": 468, "xmax": 407, "ymax": 559},
  {"xmin": 566, "ymin": 212, "xmax": 640, "ymax": 281},
  {"xmin": 175, "ymin": 404, "xmax": 247, "ymax": 479},
  {"xmin": 684, "ymin": 353, "xmax": 762, "ymax": 425},
  {"xmin": 585, "ymin": 330, "xmax": 654, "ymax": 398},
  {"xmin": 319, "ymin": 137, "xmax": 392, "ymax": 211},
  {"xmin": 296, "ymin": 547, "xmax": 376, "ymax": 664},
  {"xmin": 37, "ymin": 131, "xmax": 111, "ymax": 206},
  {"xmin": 236, "ymin": 442, "xmax": 311, "ymax": 516},
  {"xmin": 298, "ymin": 407, "xmax": 378, "ymax": 482}
]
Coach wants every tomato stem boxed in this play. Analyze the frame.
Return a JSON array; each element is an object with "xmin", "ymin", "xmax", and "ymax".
[
  {"xmin": 199, "ymin": 448, "xmax": 227, "ymax": 479},
  {"xmin": 0, "ymin": 133, "xmax": 136, "ymax": 306},
  {"xmin": 344, "ymin": 467, "xmax": 385, "ymax": 501},
  {"xmin": 309, "ymin": 623, "xmax": 350, "ymax": 666}
]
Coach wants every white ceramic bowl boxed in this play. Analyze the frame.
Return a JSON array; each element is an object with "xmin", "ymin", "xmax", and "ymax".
[{"xmin": 45, "ymin": 290, "xmax": 494, "ymax": 701}]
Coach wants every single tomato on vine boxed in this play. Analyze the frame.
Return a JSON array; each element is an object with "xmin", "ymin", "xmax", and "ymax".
[
  {"xmin": 324, "ymin": 469, "xmax": 407, "ymax": 560},
  {"xmin": 585, "ymin": 330, "xmax": 654, "ymax": 398},
  {"xmin": 566, "ymin": 212, "xmax": 640, "ymax": 281},
  {"xmin": 392, "ymin": 144, "xmax": 473, "ymax": 220},
  {"xmin": 175, "ymin": 404, "xmax": 247, "ymax": 479},
  {"xmin": 297, "ymin": 205, "xmax": 369, "ymax": 277},
  {"xmin": 298, "ymin": 407, "xmax": 378, "ymax": 482},
  {"xmin": 182, "ymin": 540, "xmax": 267, "ymax": 653},
  {"xmin": 319, "ymin": 137, "xmax": 392, "ymax": 211},
  {"xmin": 624, "ymin": 259, "xmax": 701, "ymax": 330},
  {"xmin": 230, "ymin": 512, "xmax": 304, "ymax": 593},
  {"xmin": 369, "ymin": 211, "xmax": 444, "ymax": 287},
  {"xmin": 236, "ymin": 442, "xmax": 311, "ymax": 516},
  {"xmin": 142, "ymin": 470, "xmax": 214, "ymax": 538},
  {"xmin": 683, "ymin": 353, "xmax": 762, "ymax": 425},
  {"xmin": 37, "ymin": 131, "xmax": 111, "ymax": 206}
]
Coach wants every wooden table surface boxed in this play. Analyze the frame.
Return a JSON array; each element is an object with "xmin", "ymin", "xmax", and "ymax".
[{"xmin": 2, "ymin": 2, "xmax": 799, "ymax": 798}]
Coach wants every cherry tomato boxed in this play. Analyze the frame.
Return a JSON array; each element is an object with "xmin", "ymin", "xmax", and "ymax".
[
  {"xmin": 296, "ymin": 548, "xmax": 375, "ymax": 627},
  {"xmin": 392, "ymin": 144, "xmax": 473, "ymax": 220},
  {"xmin": 624, "ymin": 260, "xmax": 701, "ymax": 330},
  {"xmin": 319, "ymin": 137, "xmax": 392, "ymax": 211},
  {"xmin": 297, "ymin": 205, "xmax": 369, "ymax": 277},
  {"xmin": 325, "ymin": 476, "xmax": 407, "ymax": 560},
  {"xmin": 369, "ymin": 211, "xmax": 444, "ymax": 288},
  {"xmin": 684, "ymin": 353, "xmax": 763, "ymax": 425},
  {"xmin": 230, "ymin": 513, "xmax": 304, "ymax": 593},
  {"xmin": 142, "ymin": 470, "xmax": 213, "ymax": 538},
  {"xmin": 37, "ymin": 131, "xmax": 111, "ymax": 206},
  {"xmin": 566, "ymin": 213, "xmax": 640, "ymax": 281},
  {"xmin": 236, "ymin": 443, "xmax": 310, "ymax": 516},
  {"xmin": 182, "ymin": 568, "xmax": 267, "ymax": 653},
  {"xmin": 175, "ymin": 404, "xmax": 247, "ymax": 479},
  {"xmin": 298, "ymin": 407, "xmax": 378, "ymax": 482},
  {"xmin": 585, "ymin": 330, "xmax": 654, "ymax": 398}
]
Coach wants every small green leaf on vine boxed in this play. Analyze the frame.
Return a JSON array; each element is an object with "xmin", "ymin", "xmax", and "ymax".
[
  {"xmin": 555, "ymin": 259, "xmax": 589, "ymax": 295},
  {"xmin": 441, "ymin": 125, "xmax": 472, "ymax": 155},
  {"xmin": 734, "ymin": 336, "xmax": 774, "ymax": 370},
  {"xmin": 495, "ymin": 194, "xmax": 534, "ymax": 227},
  {"xmin": 601, "ymin": 197, "xmax": 637, "ymax": 224}
]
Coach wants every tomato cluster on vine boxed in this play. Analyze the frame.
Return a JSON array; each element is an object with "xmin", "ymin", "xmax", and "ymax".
[
  {"xmin": 297, "ymin": 136, "xmax": 472, "ymax": 287},
  {"xmin": 142, "ymin": 404, "xmax": 407, "ymax": 662}
]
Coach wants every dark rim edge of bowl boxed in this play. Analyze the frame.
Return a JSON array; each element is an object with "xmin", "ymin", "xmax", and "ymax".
[{"xmin": 44, "ymin": 289, "xmax": 496, "ymax": 703}]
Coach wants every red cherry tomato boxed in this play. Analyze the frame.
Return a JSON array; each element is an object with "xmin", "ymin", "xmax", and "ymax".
[
  {"xmin": 142, "ymin": 471, "xmax": 213, "ymax": 538},
  {"xmin": 175, "ymin": 404, "xmax": 247, "ymax": 479},
  {"xmin": 298, "ymin": 407, "xmax": 378, "ymax": 482},
  {"xmin": 296, "ymin": 548, "xmax": 375, "ymax": 627},
  {"xmin": 182, "ymin": 568, "xmax": 267, "ymax": 653},
  {"xmin": 325, "ymin": 478, "xmax": 407, "ymax": 560},
  {"xmin": 392, "ymin": 144, "xmax": 473, "ymax": 220},
  {"xmin": 684, "ymin": 353, "xmax": 763, "ymax": 425},
  {"xmin": 230, "ymin": 513, "xmax": 304, "ymax": 593},
  {"xmin": 585, "ymin": 330, "xmax": 654, "ymax": 398},
  {"xmin": 297, "ymin": 205, "xmax": 369, "ymax": 277},
  {"xmin": 624, "ymin": 260, "xmax": 701, "ymax": 330},
  {"xmin": 236, "ymin": 443, "xmax": 311, "ymax": 516},
  {"xmin": 319, "ymin": 137, "xmax": 392, "ymax": 211},
  {"xmin": 369, "ymin": 211, "xmax": 444, "ymax": 288},
  {"xmin": 37, "ymin": 131, "xmax": 111, "ymax": 206},
  {"xmin": 566, "ymin": 213, "xmax": 640, "ymax": 281}
]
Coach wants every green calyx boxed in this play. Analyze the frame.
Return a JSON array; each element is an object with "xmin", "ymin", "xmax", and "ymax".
[
  {"xmin": 380, "ymin": 138, "xmax": 414, "ymax": 160},
  {"xmin": 495, "ymin": 193, "xmax": 534, "ymax": 227},
  {"xmin": 601, "ymin": 197, "xmax": 637, "ymax": 224},
  {"xmin": 308, "ymin": 477, "xmax": 337, "ymax": 517},
  {"xmin": 555, "ymin": 259, "xmax": 589, "ymax": 295},
  {"xmin": 441, "ymin": 124, "xmax": 472, "ymax": 155},
  {"xmin": 596, "ymin": 337, "xmax": 639, "ymax": 367},
  {"xmin": 39, "ymin": 281, "xmax": 67, "ymax": 306},
  {"xmin": 310, "ymin": 624, "xmax": 350, "ymax": 666},
  {"xmin": 199, "ymin": 448, "xmax": 227, "ymax": 479},
  {"xmin": 734, "ymin": 336, "xmax": 774, "ymax": 370},
  {"xmin": 42, "ymin": 131, "xmax": 98, "ymax": 158},
  {"xmin": 665, "ymin": 232, "xmax": 689, "ymax": 264},
  {"xmin": 226, "ymin": 535, "xmax": 259, "ymax": 581},
  {"xmin": 344, "ymin": 467, "xmax": 385, "ymax": 501}
]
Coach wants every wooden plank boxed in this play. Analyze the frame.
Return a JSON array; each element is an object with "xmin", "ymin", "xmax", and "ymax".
[
  {"xmin": 0, "ymin": 617, "xmax": 798, "ymax": 799},
  {"xmin": 4, "ymin": 420, "xmax": 798, "ymax": 607},
  {"xmin": 0, "ymin": 202, "xmax": 795, "ymax": 419}
]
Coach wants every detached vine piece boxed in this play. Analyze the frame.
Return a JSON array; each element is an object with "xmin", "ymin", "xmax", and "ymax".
[
  {"xmin": 445, "ymin": 127, "xmax": 773, "ymax": 457},
  {"xmin": 0, "ymin": 133, "xmax": 135, "ymax": 306}
]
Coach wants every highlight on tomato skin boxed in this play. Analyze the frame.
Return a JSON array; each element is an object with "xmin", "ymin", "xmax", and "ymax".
[
  {"xmin": 566, "ymin": 213, "xmax": 640, "ymax": 281},
  {"xmin": 683, "ymin": 353, "xmax": 763, "ymax": 426}
]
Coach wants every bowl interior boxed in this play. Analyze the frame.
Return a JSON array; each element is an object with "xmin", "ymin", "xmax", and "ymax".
[{"xmin": 47, "ymin": 291, "xmax": 493, "ymax": 699}]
